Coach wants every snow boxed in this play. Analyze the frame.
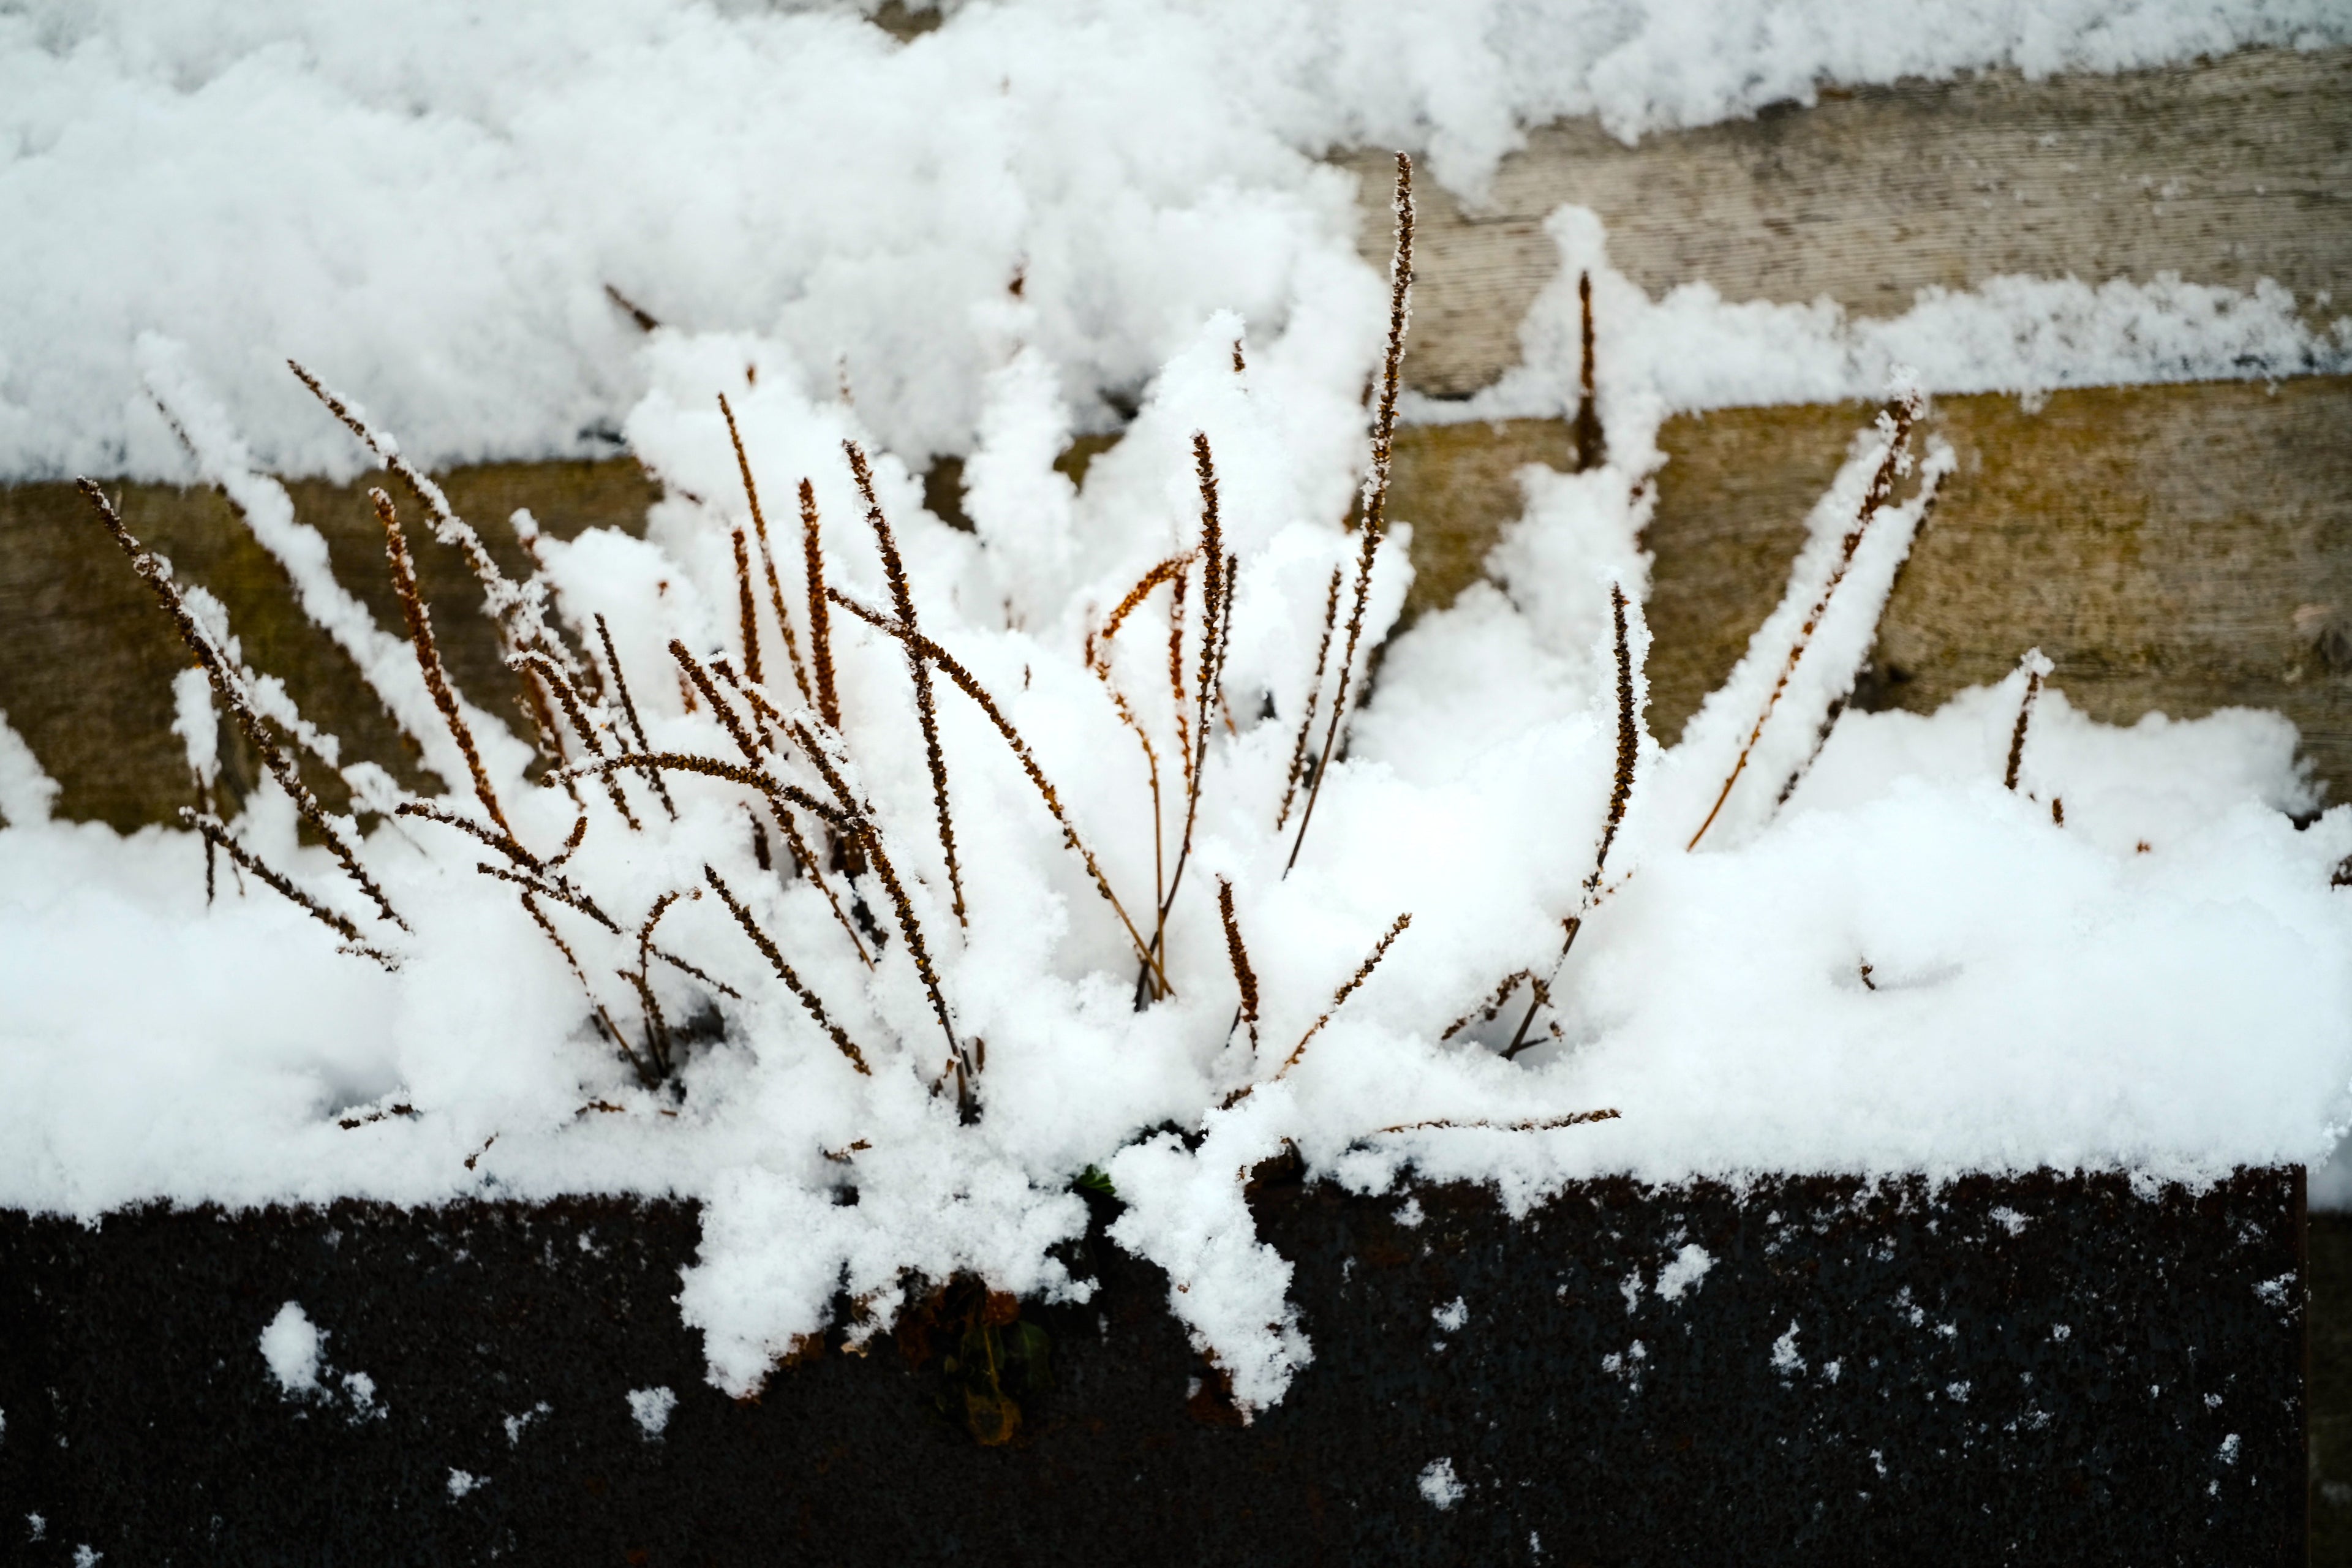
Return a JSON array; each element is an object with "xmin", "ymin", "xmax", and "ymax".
[
  {"xmin": 1417, "ymin": 1457, "xmax": 1465, "ymax": 1509},
  {"xmin": 445, "ymin": 1468, "xmax": 484, "ymax": 1499},
  {"xmin": 4, "ymin": 2, "xmax": 2345, "ymax": 484},
  {"xmin": 3, "ymin": 1, "xmax": 2350, "ymax": 1416},
  {"xmin": 1654, "ymin": 1243, "xmax": 1712, "ymax": 1302},
  {"xmin": 258, "ymin": 1302, "xmax": 323, "ymax": 1396},
  {"xmin": 627, "ymin": 1385, "xmax": 677, "ymax": 1439}
]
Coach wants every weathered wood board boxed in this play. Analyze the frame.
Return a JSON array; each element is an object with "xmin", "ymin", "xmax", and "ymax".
[
  {"xmin": 1, "ymin": 462, "xmax": 657, "ymax": 831},
  {"xmin": 1341, "ymin": 47, "xmax": 2352, "ymax": 397},
  {"xmin": 7, "ymin": 373, "xmax": 2343, "ymax": 829}
]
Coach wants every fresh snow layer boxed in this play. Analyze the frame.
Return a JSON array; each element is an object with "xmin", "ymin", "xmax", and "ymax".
[
  {"xmin": 258, "ymin": 1302, "xmax": 324, "ymax": 1396},
  {"xmin": 4, "ymin": 1, "xmax": 2348, "ymax": 481},
  {"xmin": 4, "ymin": 2, "xmax": 2351, "ymax": 1414}
]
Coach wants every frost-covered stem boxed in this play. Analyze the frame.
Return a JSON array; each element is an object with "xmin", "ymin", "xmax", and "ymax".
[
  {"xmin": 1254, "ymin": 911, "xmax": 1411, "ymax": 1087},
  {"xmin": 515, "ymin": 889, "xmax": 644, "ymax": 1085},
  {"xmin": 181, "ymin": 809, "xmax": 394, "ymax": 969},
  {"xmin": 1371, "ymin": 1110, "xmax": 1620, "ymax": 1137},
  {"xmin": 78, "ymin": 479, "xmax": 403, "ymax": 931},
  {"xmin": 1216, "ymin": 876, "xmax": 1259, "ymax": 1053},
  {"xmin": 509, "ymin": 650, "xmax": 640, "ymax": 829},
  {"xmin": 1687, "ymin": 393, "xmax": 1921, "ymax": 852},
  {"xmin": 2004, "ymin": 649, "xmax": 2052, "ymax": 791},
  {"xmin": 594, "ymin": 614, "xmax": 676, "ymax": 819},
  {"xmin": 553, "ymin": 751, "xmax": 848, "ymax": 834},
  {"xmin": 1275, "ymin": 566, "xmax": 1343, "ymax": 831},
  {"xmin": 1287, "ymin": 151, "xmax": 1412, "ymax": 873},
  {"xmin": 1572, "ymin": 270, "xmax": 1604, "ymax": 473},
  {"xmin": 705, "ymin": 865, "xmax": 872, "ymax": 1076},
  {"xmin": 1147, "ymin": 437, "xmax": 1234, "ymax": 997},
  {"xmin": 828, "ymin": 591, "xmax": 1173, "ymax": 997},
  {"xmin": 718, "ymin": 394, "xmax": 818, "ymax": 710},
  {"xmin": 473, "ymin": 861, "xmax": 619, "ymax": 933},
  {"xmin": 731, "ymin": 527, "xmax": 763, "ymax": 689},
  {"xmin": 377, "ymin": 490, "xmax": 515, "ymax": 836},
  {"xmin": 844, "ymin": 440, "xmax": 967, "ymax": 929},
  {"xmin": 291, "ymin": 360, "xmax": 581, "ymax": 764},
  {"xmin": 800, "ymin": 481, "xmax": 843, "ymax": 732},
  {"xmin": 1505, "ymin": 582, "xmax": 1640, "ymax": 1060}
]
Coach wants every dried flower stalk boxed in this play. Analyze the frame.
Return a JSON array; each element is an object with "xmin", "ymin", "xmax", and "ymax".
[
  {"xmin": 1687, "ymin": 391, "xmax": 1921, "ymax": 851},
  {"xmin": 1373, "ymin": 1110, "xmax": 1621, "ymax": 1136},
  {"xmin": 705, "ymin": 865, "xmax": 872, "ymax": 1075},
  {"xmin": 1216, "ymin": 876, "xmax": 1259, "ymax": 1053},
  {"xmin": 1273, "ymin": 911, "xmax": 1411, "ymax": 1080},
  {"xmin": 845, "ymin": 439, "xmax": 968, "ymax": 927},
  {"xmin": 79, "ymin": 478, "xmax": 402, "ymax": 930},
  {"xmin": 1502, "ymin": 583, "xmax": 1641, "ymax": 1060},
  {"xmin": 1275, "ymin": 565, "xmax": 1344, "ymax": 830},
  {"xmin": 181, "ymin": 810, "xmax": 394, "ymax": 968},
  {"xmin": 827, "ymin": 590, "xmax": 1172, "ymax": 996},
  {"xmin": 2004, "ymin": 649, "xmax": 2049, "ymax": 791},
  {"xmin": 1287, "ymin": 151, "xmax": 1412, "ymax": 872},
  {"xmin": 800, "ymin": 480, "xmax": 843, "ymax": 731},
  {"xmin": 594, "ymin": 614, "xmax": 677, "ymax": 820},
  {"xmin": 376, "ymin": 489, "xmax": 513, "ymax": 835}
]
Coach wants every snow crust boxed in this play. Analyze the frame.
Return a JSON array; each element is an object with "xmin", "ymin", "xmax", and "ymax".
[
  {"xmin": 4, "ymin": 2, "xmax": 2345, "ymax": 481},
  {"xmin": 2, "ymin": 2, "xmax": 2349, "ymax": 1415}
]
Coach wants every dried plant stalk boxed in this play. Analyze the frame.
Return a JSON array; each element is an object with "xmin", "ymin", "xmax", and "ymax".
[
  {"xmin": 705, "ymin": 865, "xmax": 872, "ymax": 1075},
  {"xmin": 375, "ymin": 489, "xmax": 514, "ymax": 835},
  {"xmin": 2004, "ymin": 649, "xmax": 2050, "ymax": 791},
  {"xmin": 182, "ymin": 810, "xmax": 394, "ymax": 969},
  {"xmin": 516, "ymin": 888, "xmax": 643, "ymax": 1083},
  {"xmin": 801, "ymin": 480, "xmax": 843, "ymax": 731},
  {"xmin": 718, "ymin": 394, "xmax": 819, "ymax": 710},
  {"xmin": 1572, "ymin": 270, "xmax": 1604, "ymax": 473},
  {"xmin": 1275, "ymin": 565, "xmax": 1344, "ymax": 830},
  {"xmin": 1502, "ymin": 582, "xmax": 1641, "ymax": 1060},
  {"xmin": 556, "ymin": 750, "xmax": 848, "ymax": 832},
  {"xmin": 79, "ymin": 479, "xmax": 403, "ymax": 930},
  {"xmin": 845, "ymin": 439, "xmax": 967, "ymax": 928},
  {"xmin": 731, "ymin": 527, "xmax": 764, "ymax": 688},
  {"xmin": 827, "ymin": 591, "xmax": 1172, "ymax": 996},
  {"xmin": 510, "ymin": 650, "xmax": 639, "ymax": 829},
  {"xmin": 594, "ymin": 614, "xmax": 677, "ymax": 820},
  {"xmin": 1216, "ymin": 876, "xmax": 1259, "ymax": 1052},
  {"xmin": 1273, "ymin": 911, "xmax": 1411, "ymax": 1080},
  {"xmin": 1687, "ymin": 391, "xmax": 1921, "ymax": 851},
  {"xmin": 1287, "ymin": 151, "xmax": 1413, "ymax": 872},
  {"xmin": 1373, "ymin": 1110, "xmax": 1621, "ymax": 1136},
  {"xmin": 292, "ymin": 361, "xmax": 578, "ymax": 761},
  {"xmin": 1439, "ymin": 969, "xmax": 1543, "ymax": 1042},
  {"xmin": 473, "ymin": 861, "xmax": 619, "ymax": 933}
]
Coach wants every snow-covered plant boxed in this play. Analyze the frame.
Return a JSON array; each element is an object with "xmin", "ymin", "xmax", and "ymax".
[{"xmin": 47, "ymin": 156, "xmax": 2348, "ymax": 1415}]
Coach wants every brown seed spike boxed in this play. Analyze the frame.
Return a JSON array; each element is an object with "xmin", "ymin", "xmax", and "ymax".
[
  {"xmin": 1572, "ymin": 271, "xmax": 1604, "ymax": 473},
  {"xmin": 801, "ymin": 480, "xmax": 842, "ymax": 731},
  {"xmin": 377, "ymin": 489, "xmax": 511, "ymax": 836},
  {"xmin": 844, "ymin": 439, "xmax": 967, "ymax": 928},
  {"xmin": 594, "ymin": 613, "xmax": 676, "ymax": 820},
  {"xmin": 1276, "ymin": 565, "xmax": 1344, "ymax": 831},
  {"xmin": 704, "ymin": 865, "xmax": 872, "ymax": 1076},
  {"xmin": 1688, "ymin": 391, "xmax": 1921, "ymax": 851},
  {"xmin": 731, "ymin": 527, "xmax": 763, "ymax": 689},
  {"xmin": 80, "ymin": 478, "xmax": 402, "ymax": 930},
  {"xmin": 1276, "ymin": 911, "xmax": 1411, "ymax": 1080},
  {"xmin": 181, "ymin": 810, "xmax": 394, "ymax": 969},
  {"xmin": 1287, "ymin": 151, "xmax": 1412, "ymax": 872},
  {"xmin": 1216, "ymin": 877, "xmax": 1260, "ymax": 1053},
  {"xmin": 2004, "ymin": 650, "xmax": 2049, "ymax": 792}
]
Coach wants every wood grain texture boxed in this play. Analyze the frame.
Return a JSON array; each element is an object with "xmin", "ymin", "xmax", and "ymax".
[
  {"xmin": 1341, "ymin": 47, "xmax": 2352, "ymax": 397},
  {"xmin": 1381, "ymin": 379, "xmax": 2352, "ymax": 800},
  {"xmin": 0, "ymin": 461, "xmax": 657, "ymax": 830}
]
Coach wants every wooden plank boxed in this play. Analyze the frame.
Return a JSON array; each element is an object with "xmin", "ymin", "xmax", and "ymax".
[
  {"xmin": 1384, "ymin": 377, "xmax": 2352, "ymax": 800},
  {"xmin": 0, "ymin": 461, "xmax": 657, "ymax": 831},
  {"xmin": 1341, "ymin": 47, "xmax": 2352, "ymax": 397}
]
